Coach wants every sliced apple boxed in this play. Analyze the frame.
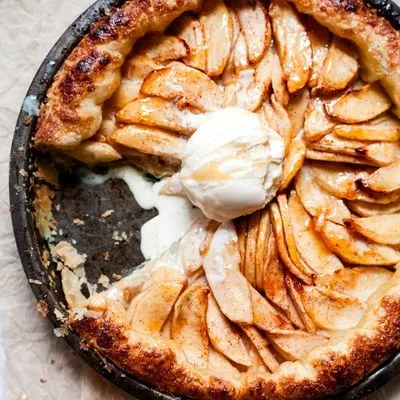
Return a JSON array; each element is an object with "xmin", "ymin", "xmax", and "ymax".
[
  {"xmin": 269, "ymin": 330, "xmax": 329, "ymax": 361},
  {"xmin": 304, "ymin": 97, "xmax": 336, "ymax": 143},
  {"xmin": 173, "ymin": 14, "xmax": 207, "ymax": 71},
  {"xmin": 309, "ymin": 162, "xmax": 369, "ymax": 200},
  {"xmin": 233, "ymin": 0, "xmax": 271, "ymax": 64},
  {"xmin": 172, "ymin": 284, "xmax": 209, "ymax": 369},
  {"xmin": 269, "ymin": 0, "xmax": 312, "ymax": 93},
  {"xmin": 111, "ymin": 125, "xmax": 186, "ymax": 160},
  {"xmin": 201, "ymin": 0, "xmax": 233, "ymax": 77},
  {"xmin": 317, "ymin": 267, "xmax": 393, "ymax": 302},
  {"xmin": 270, "ymin": 203, "xmax": 313, "ymax": 284},
  {"xmin": 286, "ymin": 88, "xmax": 310, "ymax": 136},
  {"xmin": 130, "ymin": 281, "xmax": 184, "ymax": 334},
  {"xmin": 138, "ymin": 34, "xmax": 189, "ymax": 62},
  {"xmin": 245, "ymin": 211, "xmax": 260, "ymax": 287},
  {"xmin": 309, "ymin": 133, "xmax": 367, "ymax": 156},
  {"xmin": 233, "ymin": 32, "xmax": 249, "ymax": 72},
  {"xmin": 285, "ymin": 275, "xmax": 316, "ymax": 333},
  {"xmin": 325, "ymin": 82, "xmax": 392, "ymax": 124},
  {"xmin": 142, "ymin": 266, "xmax": 187, "ymax": 291},
  {"xmin": 289, "ymin": 191, "xmax": 344, "ymax": 276},
  {"xmin": 141, "ymin": 61, "xmax": 223, "ymax": 112},
  {"xmin": 347, "ymin": 199, "xmax": 400, "ymax": 217},
  {"xmin": 235, "ymin": 217, "xmax": 248, "ymax": 274},
  {"xmin": 277, "ymin": 194, "xmax": 315, "ymax": 277},
  {"xmin": 203, "ymin": 223, "xmax": 254, "ymax": 325},
  {"xmin": 68, "ymin": 141, "xmax": 122, "ymax": 164},
  {"xmin": 359, "ymin": 160, "xmax": 400, "ymax": 194},
  {"xmin": 316, "ymin": 36, "xmax": 358, "ymax": 94},
  {"xmin": 206, "ymin": 294, "xmax": 251, "ymax": 367},
  {"xmin": 358, "ymin": 142, "xmax": 400, "ymax": 166},
  {"xmin": 298, "ymin": 285, "xmax": 365, "ymax": 331},
  {"xmin": 263, "ymin": 95, "xmax": 293, "ymax": 153},
  {"xmin": 307, "ymin": 17, "xmax": 330, "ymax": 88},
  {"xmin": 334, "ymin": 114, "xmax": 400, "ymax": 142},
  {"xmin": 250, "ymin": 286, "xmax": 293, "ymax": 332},
  {"xmin": 263, "ymin": 234, "xmax": 290, "ymax": 313},
  {"xmin": 319, "ymin": 220, "xmax": 400, "ymax": 265},
  {"xmin": 279, "ymin": 135, "xmax": 306, "ymax": 191},
  {"xmin": 345, "ymin": 214, "xmax": 400, "ymax": 245},
  {"xmin": 271, "ymin": 45, "xmax": 289, "ymax": 106},
  {"xmin": 241, "ymin": 326, "xmax": 279, "ymax": 372},
  {"xmin": 207, "ymin": 347, "xmax": 241, "ymax": 380},
  {"xmin": 110, "ymin": 55, "xmax": 162, "ymax": 108},
  {"xmin": 256, "ymin": 207, "xmax": 271, "ymax": 292},
  {"xmin": 116, "ymin": 97, "xmax": 204, "ymax": 136},
  {"xmin": 305, "ymin": 149, "xmax": 375, "ymax": 166},
  {"xmin": 295, "ymin": 166, "xmax": 351, "ymax": 224}
]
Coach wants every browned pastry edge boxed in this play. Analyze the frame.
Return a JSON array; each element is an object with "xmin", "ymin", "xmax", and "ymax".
[
  {"xmin": 289, "ymin": 0, "xmax": 400, "ymax": 116},
  {"xmin": 35, "ymin": 0, "xmax": 202, "ymax": 149},
  {"xmin": 71, "ymin": 277, "xmax": 400, "ymax": 400}
]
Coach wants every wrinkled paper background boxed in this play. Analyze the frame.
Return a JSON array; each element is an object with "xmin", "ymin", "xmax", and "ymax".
[{"xmin": 0, "ymin": 1, "xmax": 399, "ymax": 399}]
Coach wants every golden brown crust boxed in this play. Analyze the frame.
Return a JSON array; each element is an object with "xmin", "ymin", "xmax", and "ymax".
[
  {"xmin": 288, "ymin": 0, "xmax": 400, "ymax": 116},
  {"xmin": 71, "ymin": 270, "xmax": 400, "ymax": 400},
  {"xmin": 35, "ymin": 0, "xmax": 202, "ymax": 149}
]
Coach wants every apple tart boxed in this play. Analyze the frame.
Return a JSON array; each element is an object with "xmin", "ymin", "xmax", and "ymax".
[{"xmin": 33, "ymin": 0, "xmax": 400, "ymax": 399}]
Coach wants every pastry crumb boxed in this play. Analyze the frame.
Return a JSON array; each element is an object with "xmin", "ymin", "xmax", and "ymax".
[
  {"xmin": 101, "ymin": 209, "xmax": 114, "ymax": 218},
  {"xmin": 53, "ymin": 327, "xmax": 65, "ymax": 337},
  {"xmin": 73, "ymin": 218, "xmax": 85, "ymax": 226},
  {"xmin": 54, "ymin": 308, "xmax": 67, "ymax": 322},
  {"xmin": 112, "ymin": 273, "xmax": 122, "ymax": 281},
  {"xmin": 29, "ymin": 279, "xmax": 42, "ymax": 285},
  {"xmin": 98, "ymin": 274, "xmax": 111, "ymax": 288},
  {"xmin": 55, "ymin": 241, "xmax": 86, "ymax": 269},
  {"xmin": 36, "ymin": 300, "xmax": 48, "ymax": 317},
  {"xmin": 103, "ymin": 251, "xmax": 110, "ymax": 260}
]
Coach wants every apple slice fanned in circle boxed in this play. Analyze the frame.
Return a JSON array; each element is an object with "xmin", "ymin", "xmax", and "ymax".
[
  {"xmin": 345, "ymin": 214, "xmax": 400, "ymax": 245},
  {"xmin": 270, "ymin": 45, "xmax": 289, "ymax": 106},
  {"xmin": 285, "ymin": 275, "xmax": 316, "ymax": 333},
  {"xmin": 270, "ymin": 202, "xmax": 313, "ymax": 284},
  {"xmin": 297, "ymin": 285, "xmax": 366, "ymax": 331},
  {"xmin": 307, "ymin": 17, "xmax": 330, "ymax": 89},
  {"xmin": 110, "ymin": 55, "xmax": 163, "ymax": 108},
  {"xmin": 172, "ymin": 283, "xmax": 210, "ymax": 369},
  {"xmin": 203, "ymin": 223, "xmax": 254, "ymax": 325},
  {"xmin": 277, "ymin": 194, "xmax": 315, "ymax": 277},
  {"xmin": 279, "ymin": 135, "xmax": 306, "ymax": 191},
  {"xmin": 333, "ymin": 114, "xmax": 400, "ymax": 142},
  {"xmin": 286, "ymin": 88, "xmax": 310, "ymax": 137},
  {"xmin": 141, "ymin": 61, "xmax": 223, "ymax": 112},
  {"xmin": 309, "ymin": 133, "xmax": 369, "ymax": 157},
  {"xmin": 256, "ymin": 207, "xmax": 271, "ymax": 292},
  {"xmin": 269, "ymin": 329, "xmax": 329, "ymax": 361},
  {"xmin": 208, "ymin": 347, "xmax": 241, "ymax": 380},
  {"xmin": 68, "ymin": 141, "xmax": 122, "ymax": 164},
  {"xmin": 288, "ymin": 191, "xmax": 344, "ymax": 276},
  {"xmin": 316, "ymin": 267, "xmax": 393, "ymax": 302},
  {"xmin": 116, "ymin": 97, "xmax": 205, "ymax": 136},
  {"xmin": 304, "ymin": 97, "xmax": 336, "ymax": 143},
  {"xmin": 173, "ymin": 14, "xmax": 207, "ymax": 72},
  {"xmin": 244, "ymin": 211, "xmax": 260, "ymax": 288},
  {"xmin": 233, "ymin": 0, "xmax": 271, "ymax": 64},
  {"xmin": 269, "ymin": 0, "xmax": 312, "ymax": 93},
  {"xmin": 137, "ymin": 34, "xmax": 189, "ymax": 62},
  {"xmin": 111, "ymin": 125, "xmax": 186, "ymax": 160},
  {"xmin": 295, "ymin": 166, "xmax": 351, "ymax": 224},
  {"xmin": 319, "ymin": 220, "xmax": 400, "ymax": 266},
  {"xmin": 316, "ymin": 36, "xmax": 358, "ymax": 94},
  {"xmin": 241, "ymin": 325, "xmax": 279, "ymax": 372},
  {"xmin": 325, "ymin": 82, "xmax": 392, "ymax": 124},
  {"xmin": 305, "ymin": 150, "xmax": 376, "ymax": 166},
  {"xmin": 359, "ymin": 160, "xmax": 400, "ymax": 194},
  {"xmin": 250, "ymin": 286, "xmax": 293, "ymax": 332},
  {"xmin": 201, "ymin": 0, "xmax": 233, "ymax": 77},
  {"xmin": 130, "ymin": 280, "xmax": 185, "ymax": 335},
  {"xmin": 356, "ymin": 142, "xmax": 400, "ymax": 167},
  {"xmin": 347, "ymin": 198, "xmax": 400, "ymax": 217},
  {"xmin": 206, "ymin": 294, "xmax": 251, "ymax": 367}
]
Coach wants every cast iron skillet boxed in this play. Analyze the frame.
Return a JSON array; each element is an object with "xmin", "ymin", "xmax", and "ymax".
[{"xmin": 8, "ymin": 0, "xmax": 400, "ymax": 399}]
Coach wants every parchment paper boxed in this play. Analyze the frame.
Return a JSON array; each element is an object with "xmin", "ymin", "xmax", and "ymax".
[{"xmin": 0, "ymin": 1, "xmax": 399, "ymax": 399}]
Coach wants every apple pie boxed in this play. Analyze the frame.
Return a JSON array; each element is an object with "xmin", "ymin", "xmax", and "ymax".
[{"xmin": 33, "ymin": 0, "xmax": 400, "ymax": 399}]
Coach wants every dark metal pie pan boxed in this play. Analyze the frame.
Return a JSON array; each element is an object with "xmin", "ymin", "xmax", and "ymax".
[{"xmin": 8, "ymin": 0, "xmax": 400, "ymax": 398}]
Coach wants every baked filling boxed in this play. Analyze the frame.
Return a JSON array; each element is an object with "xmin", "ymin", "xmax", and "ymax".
[{"xmin": 32, "ymin": 0, "xmax": 400, "ymax": 399}]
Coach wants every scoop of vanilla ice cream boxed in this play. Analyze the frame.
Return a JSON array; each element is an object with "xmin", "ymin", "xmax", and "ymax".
[{"xmin": 179, "ymin": 107, "xmax": 284, "ymax": 222}]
